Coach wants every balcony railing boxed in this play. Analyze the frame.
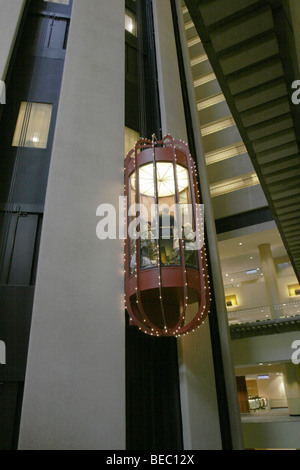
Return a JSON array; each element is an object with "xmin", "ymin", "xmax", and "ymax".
[{"xmin": 227, "ymin": 300, "xmax": 300, "ymax": 325}]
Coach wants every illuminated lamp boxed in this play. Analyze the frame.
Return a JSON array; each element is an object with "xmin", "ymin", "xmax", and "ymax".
[{"xmin": 124, "ymin": 135, "xmax": 210, "ymax": 337}]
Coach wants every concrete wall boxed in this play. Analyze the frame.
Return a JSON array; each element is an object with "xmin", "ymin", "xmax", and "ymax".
[
  {"xmin": 0, "ymin": 0, "xmax": 26, "ymax": 81},
  {"xmin": 232, "ymin": 331, "xmax": 300, "ymax": 366},
  {"xmin": 226, "ymin": 282, "xmax": 270, "ymax": 312},
  {"xmin": 243, "ymin": 421, "xmax": 300, "ymax": 450},
  {"xmin": 18, "ymin": 0, "xmax": 125, "ymax": 450},
  {"xmin": 207, "ymin": 153, "xmax": 254, "ymax": 185},
  {"xmin": 212, "ymin": 185, "xmax": 268, "ymax": 220},
  {"xmin": 152, "ymin": 0, "xmax": 187, "ymax": 141},
  {"xmin": 178, "ymin": 326, "xmax": 223, "ymax": 450},
  {"xmin": 257, "ymin": 374, "xmax": 287, "ymax": 408},
  {"xmin": 153, "ymin": 0, "xmax": 224, "ymax": 450},
  {"xmin": 237, "ymin": 363, "xmax": 290, "ymax": 408},
  {"xmin": 175, "ymin": 0, "xmax": 244, "ymax": 450},
  {"xmin": 225, "ymin": 265, "xmax": 299, "ymax": 312}
]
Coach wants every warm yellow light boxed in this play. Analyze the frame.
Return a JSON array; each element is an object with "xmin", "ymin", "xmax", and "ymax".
[
  {"xmin": 125, "ymin": 12, "xmax": 136, "ymax": 36},
  {"xmin": 288, "ymin": 284, "xmax": 300, "ymax": 296},
  {"xmin": 12, "ymin": 101, "xmax": 52, "ymax": 149},
  {"xmin": 225, "ymin": 295, "xmax": 238, "ymax": 307},
  {"xmin": 131, "ymin": 163, "xmax": 189, "ymax": 198}
]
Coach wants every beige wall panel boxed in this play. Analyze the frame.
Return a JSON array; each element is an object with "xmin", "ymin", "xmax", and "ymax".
[
  {"xmin": 153, "ymin": 0, "xmax": 225, "ymax": 450},
  {"xmin": 153, "ymin": 0, "xmax": 188, "ymax": 141},
  {"xmin": 19, "ymin": 0, "xmax": 125, "ymax": 450},
  {"xmin": 212, "ymin": 185, "xmax": 268, "ymax": 220}
]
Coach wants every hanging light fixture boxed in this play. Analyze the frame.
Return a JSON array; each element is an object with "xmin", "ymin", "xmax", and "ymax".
[{"xmin": 124, "ymin": 135, "xmax": 211, "ymax": 337}]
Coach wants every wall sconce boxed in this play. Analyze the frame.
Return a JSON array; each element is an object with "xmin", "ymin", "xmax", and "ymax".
[
  {"xmin": 288, "ymin": 284, "xmax": 300, "ymax": 297},
  {"xmin": 225, "ymin": 295, "xmax": 238, "ymax": 308}
]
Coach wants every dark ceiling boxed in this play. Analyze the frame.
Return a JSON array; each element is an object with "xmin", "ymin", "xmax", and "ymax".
[{"xmin": 184, "ymin": 0, "xmax": 300, "ymax": 282}]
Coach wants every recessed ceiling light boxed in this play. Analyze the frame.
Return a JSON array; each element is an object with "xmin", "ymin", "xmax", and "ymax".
[{"xmin": 239, "ymin": 242, "xmax": 243, "ymax": 246}]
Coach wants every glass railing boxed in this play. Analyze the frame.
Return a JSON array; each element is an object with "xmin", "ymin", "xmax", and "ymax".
[{"xmin": 227, "ymin": 300, "xmax": 300, "ymax": 325}]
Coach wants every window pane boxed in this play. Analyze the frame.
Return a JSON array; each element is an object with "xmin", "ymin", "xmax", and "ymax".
[
  {"xmin": 138, "ymin": 166, "xmax": 158, "ymax": 271},
  {"xmin": 12, "ymin": 102, "xmax": 53, "ymax": 149},
  {"xmin": 129, "ymin": 173, "xmax": 137, "ymax": 277},
  {"xmin": 125, "ymin": 10, "xmax": 137, "ymax": 36},
  {"xmin": 178, "ymin": 166, "xmax": 198, "ymax": 269},
  {"xmin": 156, "ymin": 163, "xmax": 181, "ymax": 267}
]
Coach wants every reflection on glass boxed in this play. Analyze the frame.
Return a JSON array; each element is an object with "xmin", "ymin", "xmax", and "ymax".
[
  {"xmin": 128, "ymin": 162, "xmax": 199, "ymax": 275},
  {"xmin": 140, "ymin": 216, "xmax": 157, "ymax": 270},
  {"xmin": 129, "ymin": 174, "xmax": 137, "ymax": 276},
  {"xmin": 158, "ymin": 204, "xmax": 180, "ymax": 267},
  {"xmin": 138, "ymin": 164, "xmax": 158, "ymax": 270},
  {"xmin": 137, "ymin": 162, "xmax": 183, "ymax": 268},
  {"xmin": 177, "ymin": 166, "xmax": 198, "ymax": 269}
]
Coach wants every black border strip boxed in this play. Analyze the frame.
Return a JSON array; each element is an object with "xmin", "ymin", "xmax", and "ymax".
[{"xmin": 216, "ymin": 207, "xmax": 274, "ymax": 234}]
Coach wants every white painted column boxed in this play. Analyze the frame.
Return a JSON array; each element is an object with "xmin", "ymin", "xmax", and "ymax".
[
  {"xmin": 18, "ymin": 0, "xmax": 125, "ymax": 450},
  {"xmin": 283, "ymin": 362, "xmax": 300, "ymax": 416},
  {"xmin": 152, "ymin": 0, "xmax": 188, "ymax": 141},
  {"xmin": 0, "ymin": 0, "xmax": 26, "ymax": 82},
  {"xmin": 258, "ymin": 243, "xmax": 281, "ymax": 317},
  {"xmin": 174, "ymin": 0, "xmax": 244, "ymax": 450},
  {"xmin": 153, "ymin": 0, "xmax": 224, "ymax": 450}
]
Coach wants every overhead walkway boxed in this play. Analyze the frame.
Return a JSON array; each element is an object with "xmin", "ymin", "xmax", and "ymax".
[
  {"xmin": 182, "ymin": 0, "xmax": 300, "ymax": 282},
  {"xmin": 230, "ymin": 314, "xmax": 300, "ymax": 339}
]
